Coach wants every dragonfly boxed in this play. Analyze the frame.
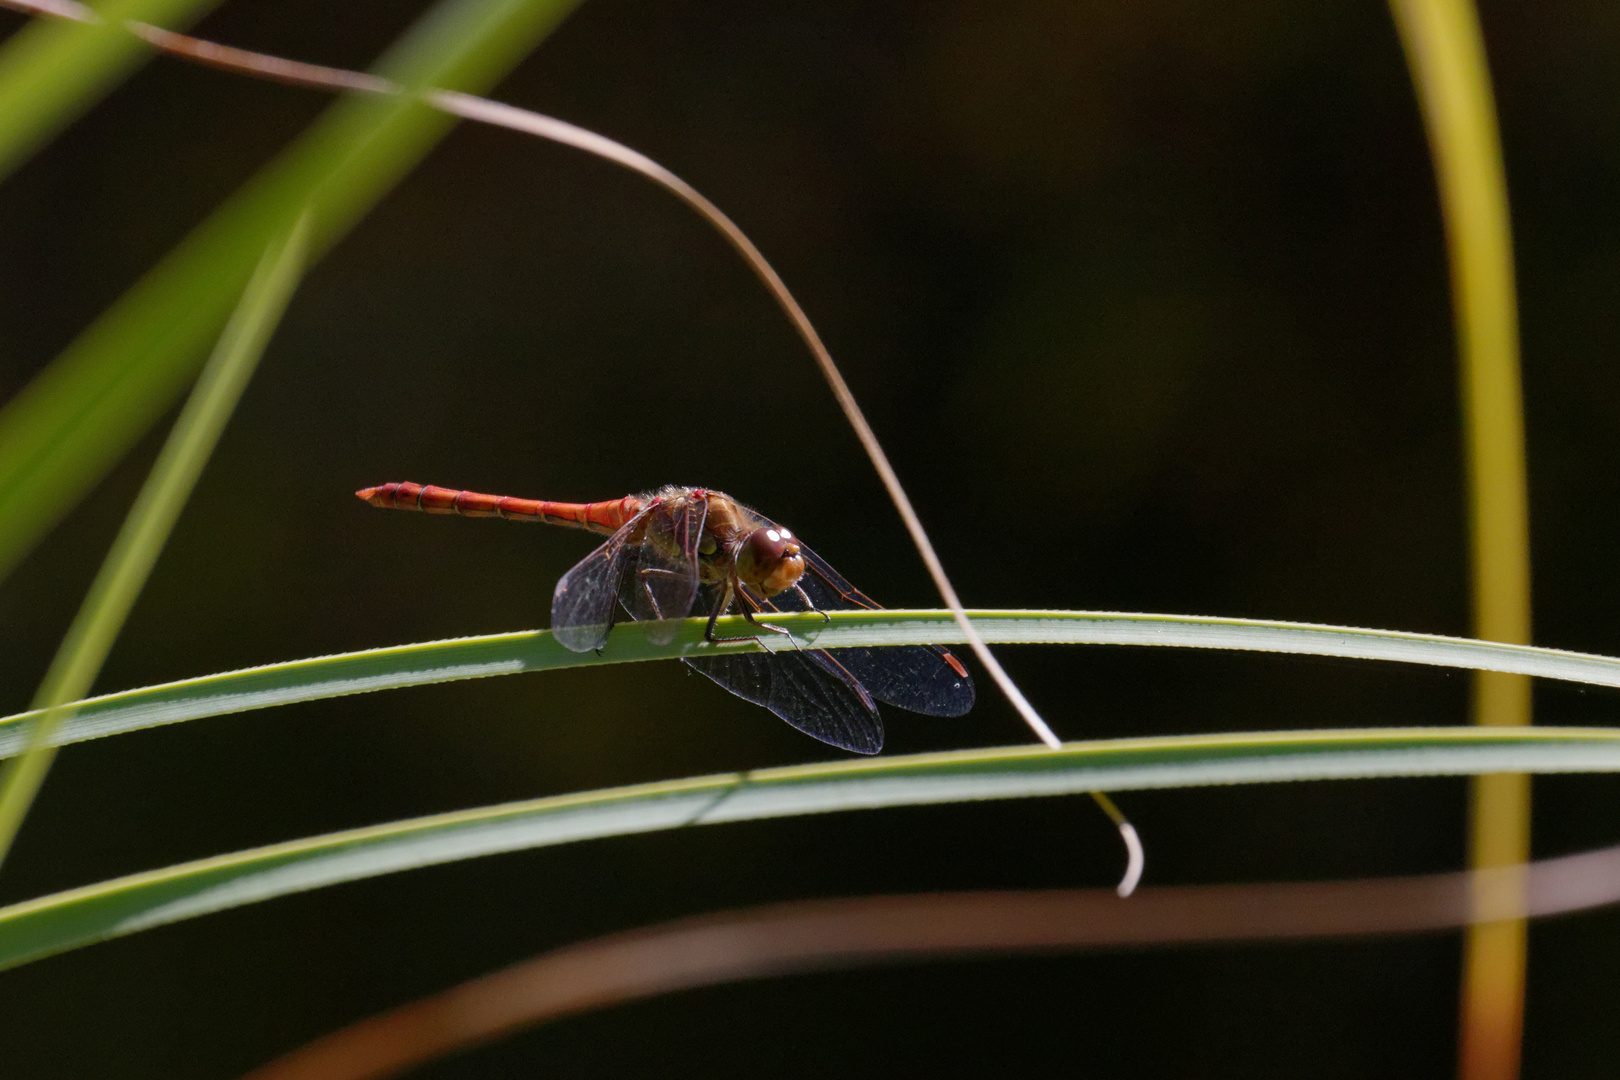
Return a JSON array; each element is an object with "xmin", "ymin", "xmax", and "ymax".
[{"xmin": 357, "ymin": 482, "xmax": 974, "ymax": 754}]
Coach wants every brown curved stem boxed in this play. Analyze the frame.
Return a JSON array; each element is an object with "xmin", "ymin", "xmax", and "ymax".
[{"xmin": 240, "ymin": 840, "xmax": 1620, "ymax": 1080}]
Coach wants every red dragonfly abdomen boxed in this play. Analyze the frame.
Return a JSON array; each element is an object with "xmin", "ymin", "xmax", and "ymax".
[{"xmin": 357, "ymin": 482, "xmax": 643, "ymax": 536}]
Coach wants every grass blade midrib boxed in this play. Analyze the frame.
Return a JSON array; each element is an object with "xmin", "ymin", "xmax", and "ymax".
[{"xmin": 4, "ymin": 609, "xmax": 1620, "ymax": 759}]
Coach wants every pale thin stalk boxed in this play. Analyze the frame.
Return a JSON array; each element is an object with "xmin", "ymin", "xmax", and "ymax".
[
  {"xmin": 0, "ymin": 213, "xmax": 310, "ymax": 868},
  {"xmin": 0, "ymin": 0, "xmax": 1141, "ymax": 891},
  {"xmin": 431, "ymin": 92, "xmax": 1071, "ymax": 759},
  {"xmin": 1389, "ymin": 2, "xmax": 1531, "ymax": 1077},
  {"xmin": 423, "ymin": 95, "xmax": 1102, "ymax": 817},
  {"xmin": 0, "ymin": 0, "xmax": 225, "ymax": 179},
  {"xmin": 425, "ymin": 94, "xmax": 1060, "ymax": 734}
]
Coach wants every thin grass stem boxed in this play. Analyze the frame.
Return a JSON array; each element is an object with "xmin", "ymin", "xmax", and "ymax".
[
  {"xmin": 1388, "ymin": 2, "xmax": 1531, "ymax": 1076},
  {"xmin": 0, "ymin": 0, "xmax": 224, "ymax": 179}
]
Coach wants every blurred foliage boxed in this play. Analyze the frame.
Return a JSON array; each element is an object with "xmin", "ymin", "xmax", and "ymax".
[
  {"xmin": 0, "ymin": 0, "xmax": 223, "ymax": 180},
  {"xmin": 1, "ymin": 0, "xmax": 1618, "ymax": 1077},
  {"xmin": 0, "ymin": 0, "xmax": 582, "ymax": 584}
]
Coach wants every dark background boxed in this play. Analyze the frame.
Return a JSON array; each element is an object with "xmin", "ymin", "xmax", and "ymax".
[{"xmin": 2, "ymin": 0, "xmax": 1619, "ymax": 1075}]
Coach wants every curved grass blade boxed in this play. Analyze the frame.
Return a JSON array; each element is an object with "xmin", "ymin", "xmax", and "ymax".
[
  {"xmin": 0, "ymin": 0, "xmax": 223, "ymax": 180},
  {"xmin": 5, "ymin": 609, "xmax": 1620, "ymax": 760},
  {"xmin": 0, "ymin": 0, "xmax": 583, "ymax": 584},
  {"xmin": 2, "ymin": 724, "xmax": 1620, "ymax": 972}
]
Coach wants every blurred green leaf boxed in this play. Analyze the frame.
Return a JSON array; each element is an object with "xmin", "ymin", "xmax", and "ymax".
[
  {"xmin": 5, "ymin": 608, "xmax": 1620, "ymax": 758},
  {"xmin": 0, "ymin": 211, "xmax": 311, "ymax": 867},
  {"xmin": 0, "ymin": 0, "xmax": 224, "ymax": 180},
  {"xmin": 2, "ymin": 723, "xmax": 1618, "ymax": 971},
  {"xmin": 0, "ymin": 0, "xmax": 583, "ymax": 582}
]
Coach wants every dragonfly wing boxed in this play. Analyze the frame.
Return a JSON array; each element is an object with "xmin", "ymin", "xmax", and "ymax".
[
  {"xmin": 551, "ymin": 510, "xmax": 655, "ymax": 652},
  {"xmin": 766, "ymin": 542, "xmax": 975, "ymax": 717},
  {"xmin": 620, "ymin": 494, "xmax": 707, "ymax": 645},
  {"xmin": 685, "ymin": 650, "xmax": 883, "ymax": 754},
  {"xmin": 808, "ymin": 641, "xmax": 974, "ymax": 717}
]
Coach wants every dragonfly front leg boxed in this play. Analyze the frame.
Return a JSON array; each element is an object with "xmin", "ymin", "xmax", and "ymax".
[
  {"xmin": 792, "ymin": 583, "xmax": 832, "ymax": 624},
  {"xmin": 706, "ymin": 580, "xmax": 794, "ymax": 647},
  {"xmin": 734, "ymin": 584, "xmax": 803, "ymax": 650}
]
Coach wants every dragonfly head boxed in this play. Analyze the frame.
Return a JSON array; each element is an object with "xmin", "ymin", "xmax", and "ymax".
[{"xmin": 735, "ymin": 526, "xmax": 804, "ymax": 597}]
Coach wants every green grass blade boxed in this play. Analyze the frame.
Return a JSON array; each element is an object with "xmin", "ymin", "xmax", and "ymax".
[
  {"xmin": 2, "ymin": 724, "xmax": 1618, "ymax": 972},
  {"xmin": 0, "ymin": 212, "xmax": 310, "ymax": 867},
  {"xmin": 0, "ymin": 0, "xmax": 583, "ymax": 584},
  {"xmin": 4, "ymin": 609, "xmax": 1620, "ymax": 759},
  {"xmin": 0, "ymin": 0, "xmax": 224, "ymax": 180},
  {"xmin": 1389, "ymin": 1, "xmax": 1533, "ymax": 1060}
]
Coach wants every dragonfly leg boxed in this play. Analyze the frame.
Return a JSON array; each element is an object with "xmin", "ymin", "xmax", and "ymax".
[
  {"xmin": 636, "ymin": 566, "xmax": 678, "ymax": 619},
  {"xmin": 734, "ymin": 585, "xmax": 804, "ymax": 651},
  {"xmin": 591, "ymin": 605, "xmax": 621, "ymax": 656},
  {"xmin": 792, "ymin": 583, "xmax": 832, "ymax": 624},
  {"xmin": 706, "ymin": 580, "xmax": 789, "ymax": 647},
  {"xmin": 591, "ymin": 566, "xmax": 635, "ymax": 656},
  {"xmin": 704, "ymin": 582, "xmax": 746, "ymax": 643}
]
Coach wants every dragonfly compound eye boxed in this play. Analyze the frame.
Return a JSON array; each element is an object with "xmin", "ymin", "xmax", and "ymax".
[{"xmin": 736, "ymin": 527, "xmax": 805, "ymax": 596}]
